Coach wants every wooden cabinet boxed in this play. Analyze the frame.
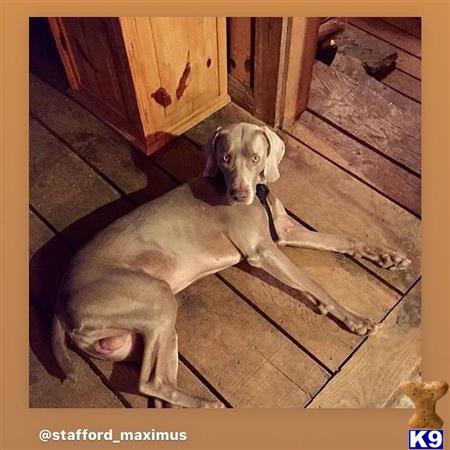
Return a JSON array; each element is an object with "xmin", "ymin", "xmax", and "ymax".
[{"xmin": 49, "ymin": 17, "xmax": 230, "ymax": 154}]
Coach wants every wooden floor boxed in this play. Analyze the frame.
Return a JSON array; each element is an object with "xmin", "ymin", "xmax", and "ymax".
[{"xmin": 29, "ymin": 18, "xmax": 421, "ymax": 408}]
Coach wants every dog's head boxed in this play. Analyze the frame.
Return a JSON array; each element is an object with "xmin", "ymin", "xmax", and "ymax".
[{"xmin": 203, "ymin": 122, "xmax": 285, "ymax": 205}]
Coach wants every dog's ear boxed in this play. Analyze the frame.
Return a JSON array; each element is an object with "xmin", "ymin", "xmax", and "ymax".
[
  {"xmin": 262, "ymin": 126, "xmax": 285, "ymax": 184},
  {"xmin": 203, "ymin": 126, "xmax": 223, "ymax": 178}
]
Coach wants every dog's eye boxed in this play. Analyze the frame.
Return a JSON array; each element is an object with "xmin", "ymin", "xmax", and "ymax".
[
  {"xmin": 223, "ymin": 154, "xmax": 231, "ymax": 162},
  {"xmin": 252, "ymin": 154, "xmax": 260, "ymax": 163}
]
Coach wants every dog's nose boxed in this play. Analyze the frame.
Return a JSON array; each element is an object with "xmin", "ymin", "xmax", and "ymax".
[{"xmin": 230, "ymin": 189, "xmax": 248, "ymax": 202}]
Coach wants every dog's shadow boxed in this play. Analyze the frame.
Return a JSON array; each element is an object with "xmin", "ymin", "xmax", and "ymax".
[{"xmin": 29, "ymin": 197, "xmax": 140, "ymax": 392}]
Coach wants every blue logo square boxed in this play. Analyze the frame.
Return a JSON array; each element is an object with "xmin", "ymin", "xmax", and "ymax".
[{"xmin": 409, "ymin": 429, "xmax": 444, "ymax": 449}]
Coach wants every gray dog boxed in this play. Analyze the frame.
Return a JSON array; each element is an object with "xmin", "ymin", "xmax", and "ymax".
[{"xmin": 52, "ymin": 123, "xmax": 411, "ymax": 408}]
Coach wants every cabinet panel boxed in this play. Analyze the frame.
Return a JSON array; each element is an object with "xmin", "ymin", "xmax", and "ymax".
[
  {"xmin": 51, "ymin": 18, "xmax": 143, "ymax": 140},
  {"xmin": 120, "ymin": 17, "xmax": 224, "ymax": 133},
  {"xmin": 152, "ymin": 17, "xmax": 220, "ymax": 117}
]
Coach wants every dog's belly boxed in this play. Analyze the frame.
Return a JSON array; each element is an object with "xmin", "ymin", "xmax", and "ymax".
[
  {"xmin": 170, "ymin": 251, "xmax": 241, "ymax": 293},
  {"xmin": 130, "ymin": 232, "xmax": 241, "ymax": 294}
]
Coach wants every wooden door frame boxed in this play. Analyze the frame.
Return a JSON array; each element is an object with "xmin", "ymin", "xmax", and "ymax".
[
  {"xmin": 228, "ymin": 17, "xmax": 320, "ymax": 128},
  {"xmin": 280, "ymin": 17, "xmax": 320, "ymax": 125}
]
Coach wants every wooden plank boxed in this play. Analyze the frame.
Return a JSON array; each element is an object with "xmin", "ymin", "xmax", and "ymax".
[
  {"xmin": 185, "ymin": 103, "xmax": 421, "ymax": 294},
  {"xmin": 227, "ymin": 17, "xmax": 253, "ymax": 87},
  {"xmin": 396, "ymin": 48, "xmax": 421, "ymax": 79},
  {"xmin": 344, "ymin": 23, "xmax": 420, "ymax": 79},
  {"xmin": 177, "ymin": 276, "xmax": 328, "ymax": 407},
  {"xmin": 151, "ymin": 138, "xmax": 205, "ymax": 182},
  {"xmin": 334, "ymin": 23, "xmax": 398, "ymax": 79},
  {"xmin": 294, "ymin": 53, "xmax": 421, "ymax": 214},
  {"xmin": 318, "ymin": 18, "xmax": 347, "ymax": 42},
  {"xmin": 30, "ymin": 209, "xmax": 61, "ymax": 257},
  {"xmin": 30, "ymin": 81, "xmax": 329, "ymax": 407},
  {"xmin": 333, "ymin": 28, "xmax": 420, "ymax": 100},
  {"xmin": 382, "ymin": 69, "xmax": 421, "ymax": 102},
  {"xmin": 30, "ymin": 211, "xmax": 124, "ymax": 408},
  {"xmin": 349, "ymin": 18, "xmax": 421, "ymax": 58},
  {"xmin": 288, "ymin": 111, "xmax": 421, "ymax": 216},
  {"xmin": 381, "ymin": 18, "xmax": 421, "ymax": 39},
  {"xmin": 385, "ymin": 370, "xmax": 420, "ymax": 408},
  {"xmin": 308, "ymin": 61, "xmax": 421, "ymax": 174},
  {"xmin": 308, "ymin": 282, "xmax": 421, "ymax": 408},
  {"xmin": 30, "ymin": 118, "xmax": 132, "ymax": 248},
  {"xmin": 330, "ymin": 52, "xmax": 420, "ymax": 118}
]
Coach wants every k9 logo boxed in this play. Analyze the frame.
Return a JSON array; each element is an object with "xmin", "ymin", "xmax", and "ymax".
[{"xmin": 409, "ymin": 430, "xmax": 444, "ymax": 449}]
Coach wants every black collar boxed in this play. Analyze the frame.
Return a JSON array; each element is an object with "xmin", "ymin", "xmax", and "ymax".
[{"xmin": 256, "ymin": 184, "xmax": 279, "ymax": 242}]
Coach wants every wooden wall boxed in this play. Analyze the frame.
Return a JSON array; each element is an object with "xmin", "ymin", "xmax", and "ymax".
[
  {"xmin": 226, "ymin": 17, "xmax": 320, "ymax": 126},
  {"xmin": 227, "ymin": 17, "xmax": 286, "ymax": 125},
  {"xmin": 227, "ymin": 18, "xmax": 254, "ymax": 89}
]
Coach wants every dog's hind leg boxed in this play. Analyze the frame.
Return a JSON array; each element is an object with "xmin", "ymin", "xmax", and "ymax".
[
  {"xmin": 66, "ymin": 270, "xmax": 222, "ymax": 408},
  {"xmin": 138, "ymin": 325, "xmax": 223, "ymax": 409},
  {"xmin": 127, "ymin": 284, "xmax": 222, "ymax": 409},
  {"xmin": 151, "ymin": 331, "xmax": 178, "ymax": 408}
]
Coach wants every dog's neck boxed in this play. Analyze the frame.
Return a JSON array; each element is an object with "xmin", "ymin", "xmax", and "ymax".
[{"xmin": 189, "ymin": 176, "xmax": 279, "ymax": 241}]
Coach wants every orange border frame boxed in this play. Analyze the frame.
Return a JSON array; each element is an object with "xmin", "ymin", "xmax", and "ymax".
[{"xmin": 1, "ymin": 2, "xmax": 449, "ymax": 449}]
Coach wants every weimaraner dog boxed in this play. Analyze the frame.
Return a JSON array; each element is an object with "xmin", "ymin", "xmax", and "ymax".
[{"xmin": 52, "ymin": 123, "xmax": 411, "ymax": 408}]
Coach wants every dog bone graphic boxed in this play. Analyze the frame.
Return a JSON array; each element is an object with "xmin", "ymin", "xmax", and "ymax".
[{"xmin": 401, "ymin": 381, "xmax": 448, "ymax": 429}]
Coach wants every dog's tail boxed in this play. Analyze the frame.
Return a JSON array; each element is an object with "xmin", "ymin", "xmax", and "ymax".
[{"xmin": 52, "ymin": 314, "xmax": 77, "ymax": 382}]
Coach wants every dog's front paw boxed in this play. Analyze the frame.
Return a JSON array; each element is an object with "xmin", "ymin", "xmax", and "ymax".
[
  {"xmin": 356, "ymin": 246, "xmax": 411, "ymax": 271},
  {"xmin": 344, "ymin": 314, "xmax": 382, "ymax": 336},
  {"xmin": 380, "ymin": 251, "xmax": 411, "ymax": 271}
]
